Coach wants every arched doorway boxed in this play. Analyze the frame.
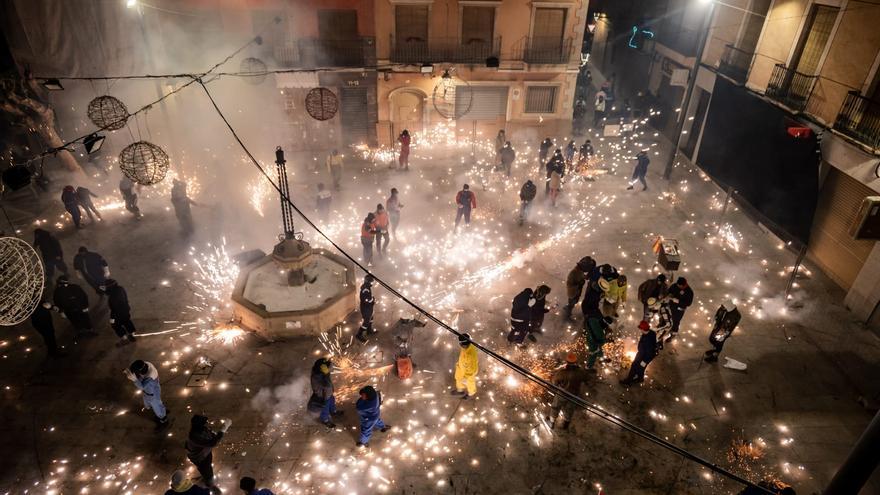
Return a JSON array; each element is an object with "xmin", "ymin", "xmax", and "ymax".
[{"xmin": 389, "ymin": 88, "xmax": 426, "ymax": 136}]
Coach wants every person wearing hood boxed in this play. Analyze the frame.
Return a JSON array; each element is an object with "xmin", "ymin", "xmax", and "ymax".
[
  {"xmin": 548, "ymin": 353, "xmax": 591, "ymax": 429},
  {"xmin": 360, "ymin": 213, "xmax": 377, "ymax": 266},
  {"xmin": 663, "ymin": 277, "xmax": 694, "ymax": 346},
  {"xmin": 164, "ymin": 470, "xmax": 210, "ymax": 495},
  {"xmin": 105, "ymin": 279, "xmax": 137, "ymax": 346},
  {"xmin": 171, "ymin": 179, "xmax": 196, "ymax": 235},
  {"xmin": 185, "ymin": 414, "xmax": 230, "ymax": 492},
  {"xmin": 638, "ymin": 273, "xmax": 668, "ymax": 321},
  {"xmin": 582, "ymin": 281, "xmax": 610, "ymax": 371},
  {"xmin": 564, "ymin": 256, "xmax": 595, "ymax": 321},
  {"xmin": 545, "ymin": 149, "xmax": 565, "ymax": 195},
  {"xmin": 385, "ymin": 188, "xmax": 403, "ymax": 238},
  {"xmin": 119, "ymin": 176, "xmax": 142, "ymax": 219},
  {"xmin": 73, "ymin": 246, "xmax": 110, "ymax": 295},
  {"xmin": 507, "ymin": 288, "xmax": 535, "ymax": 345},
  {"xmin": 538, "ymin": 138, "xmax": 553, "ymax": 171},
  {"xmin": 626, "ymin": 150, "xmax": 650, "ymax": 191},
  {"xmin": 34, "ymin": 228, "xmax": 68, "ymax": 280},
  {"xmin": 308, "ymin": 357, "xmax": 343, "ymax": 428},
  {"xmin": 518, "ymin": 179, "xmax": 537, "ymax": 225},
  {"xmin": 125, "ymin": 360, "xmax": 169, "ymax": 428},
  {"xmin": 620, "ymin": 320, "xmax": 658, "ymax": 385},
  {"xmin": 31, "ymin": 301, "xmax": 64, "ymax": 357},
  {"xmin": 356, "ymin": 275, "xmax": 376, "ymax": 343},
  {"xmin": 452, "ymin": 333, "xmax": 479, "ymax": 399},
  {"xmin": 239, "ymin": 477, "xmax": 275, "ymax": 495},
  {"xmin": 61, "ymin": 185, "xmax": 83, "ymax": 228},
  {"xmin": 356, "ymin": 385, "xmax": 389, "ymax": 448},
  {"xmin": 578, "ymin": 140, "xmax": 594, "ymax": 162},
  {"xmin": 529, "ymin": 285, "xmax": 553, "ymax": 341},
  {"xmin": 454, "ymin": 184, "xmax": 477, "ymax": 228},
  {"xmin": 75, "ymin": 186, "xmax": 102, "ymax": 222},
  {"xmin": 705, "ymin": 301, "xmax": 742, "ymax": 362},
  {"xmin": 500, "ymin": 141, "xmax": 516, "ymax": 177},
  {"xmin": 326, "ymin": 149, "xmax": 344, "ymax": 190},
  {"xmin": 53, "ymin": 275, "xmax": 94, "ymax": 335}
]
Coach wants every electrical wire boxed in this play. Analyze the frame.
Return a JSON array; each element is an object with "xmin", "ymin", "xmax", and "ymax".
[{"xmin": 197, "ymin": 79, "xmax": 775, "ymax": 495}]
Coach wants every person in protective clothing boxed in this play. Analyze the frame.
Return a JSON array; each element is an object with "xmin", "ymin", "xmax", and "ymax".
[
  {"xmin": 398, "ymin": 130, "xmax": 411, "ymax": 170},
  {"xmin": 356, "ymin": 275, "xmax": 376, "ymax": 343},
  {"xmin": 34, "ymin": 228, "xmax": 68, "ymax": 280},
  {"xmin": 454, "ymin": 184, "xmax": 477, "ymax": 228},
  {"xmin": 578, "ymin": 140, "xmax": 595, "ymax": 162},
  {"xmin": 705, "ymin": 301, "xmax": 741, "ymax": 362},
  {"xmin": 500, "ymin": 141, "xmax": 516, "ymax": 177},
  {"xmin": 386, "ymin": 188, "xmax": 403, "ymax": 238},
  {"xmin": 75, "ymin": 186, "xmax": 102, "ymax": 222},
  {"xmin": 125, "ymin": 360, "xmax": 169, "ymax": 427},
  {"xmin": 563, "ymin": 256, "xmax": 595, "ymax": 321},
  {"xmin": 638, "ymin": 273, "xmax": 668, "ymax": 320},
  {"xmin": 239, "ymin": 476, "xmax": 275, "ymax": 495},
  {"xmin": 582, "ymin": 281, "xmax": 609, "ymax": 370},
  {"xmin": 662, "ymin": 276, "xmax": 694, "ymax": 347},
  {"xmin": 316, "ymin": 183, "xmax": 332, "ymax": 220},
  {"xmin": 106, "ymin": 279, "xmax": 137, "ymax": 346},
  {"xmin": 164, "ymin": 470, "xmax": 210, "ymax": 495},
  {"xmin": 507, "ymin": 288, "xmax": 535, "ymax": 345},
  {"xmin": 61, "ymin": 185, "xmax": 83, "ymax": 228},
  {"xmin": 452, "ymin": 333, "xmax": 479, "ymax": 398},
  {"xmin": 308, "ymin": 357, "xmax": 343, "ymax": 428},
  {"xmin": 626, "ymin": 150, "xmax": 650, "ymax": 191},
  {"xmin": 31, "ymin": 301, "xmax": 63, "ymax": 357},
  {"xmin": 360, "ymin": 213, "xmax": 377, "ymax": 266},
  {"xmin": 73, "ymin": 246, "xmax": 110, "ymax": 295},
  {"xmin": 545, "ymin": 149, "xmax": 566, "ymax": 195},
  {"xmin": 356, "ymin": 385, "xmax": 389, "ymax": 447},
  {"xmin": 494, "ymin": 130, "xmax": 506, "ymax": 165},
  {"xmin": 538, "ymin": 137, "xmax": 553, "ymax": 171},
  {"xmin": 326, "ymin": 149, "xmax": 344, "ymax": 190},
  {"xmin": 548, "ymin": 352, "xmax": 590, "ymax": 429},
  {"xmin": 518, "ymin": 179, "xmax": 537, "ymax": 225},
  {"xmin": 392, "ymin": 316, "xmax": 427, "ymax": 359},
  {"xmin": 119, "ymin": 176, "xmax": 142, "ymax": 219},
  {"xmin": 171, "ymin": 179, "xmax": 196, "ymax": 235},
  {"xmin": 529, "ymin": 285, "xmax": 553, "ymax": 340},
  {"xmin": 185, "ymin": 414, "xmax": 230, "ymax": 492},
  {"xmin": 620, "ymin": 321, "xmax": 657, "ymax": 385},
  {"xmin": 53, "ymin": 275, "xmax": 94, "ymax": 335},
  {"xmin": 563, "ymin": 141, "xmax": 576, "ymax": 165},
  {"xmin": 373, "ymin": 204, "xmax": 390, "ymax": 256}
]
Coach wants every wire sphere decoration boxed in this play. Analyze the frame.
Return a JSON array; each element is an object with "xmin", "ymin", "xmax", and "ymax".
[
  {"xmin": 87, "ymin": 95, "xmax": 129, "ymax": 130},
  {"xmin": 239, "ymin": 57, "xmax": 268, "ymax": 85},
  {"xmin": 119, "ymin": 141, "xmax": 170, "ymax": 185},
  {"xmin": 0, "ymin": 236, "xmax": 45, "ymax": 326},
  {"xmin": 432, "ymin": 74, "xmax": 471, "ymax": 119},
  {"xmin": 305, "ymin": 87, "xmax": 338, "ymax": 121}
]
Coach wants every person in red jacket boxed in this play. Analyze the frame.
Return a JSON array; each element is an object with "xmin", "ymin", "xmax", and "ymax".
[
  {"xmin": 454, "ymin": 184, "xmax": 477, "ymax": 228},
  {"xmin": 373, "ymin": 204, "xmax": 390, "ymax": 256},
  {"xmin": 361, "ymin": 213, "xmax": 377, "ymax": 266},
  {"xmin": 398, "ymin": 130, "xmax": 411, "ymax": 170}
]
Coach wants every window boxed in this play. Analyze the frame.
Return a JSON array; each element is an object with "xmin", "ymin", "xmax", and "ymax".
[
  {"xmin": 525, "ymin": 86, "xmax": 558, "ymax": 113},
  {"xmin": 736, "ymin": 0, "xmax": 771, "ymax": 53},
  {"xmin": 462, "ymin": 6, "xmax": 494, "ymax": 44},
  {"xmin": 318, "ymin": 10, "xmax": 358, "ymax": 40},
  {"xmin": 792, "ymin": 4, "xmax": 839, "ymax": 74},
  {"xmin": 395, "ymin": 5, "xmax": 429, "ymax": 42}
]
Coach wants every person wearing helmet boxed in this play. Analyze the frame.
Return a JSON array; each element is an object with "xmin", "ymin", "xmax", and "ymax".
[
  {"xmin": 563, "ymin": 256, "xmax": 595, "ymax": 321},
  {"xmin": 452, "ymin": 333, "xmax": 479, "ymax": 399},
  {"xmin": 620, "ymin": 320, "xmax": 658, "ymax": 386},
  {"xmin": 356, "ymin": 275, "xmax": 377, "ymax": 343},
  {"xmin": 105, "ymin": 279, "xmax": 137, "ymax": 346},
  {"xmin": 548, "ymin": 352, "xmax": 591, "ymax": 429},
  {"xmin": 454, "ymin": 184, "xmax": 477, "ymax": 228},
  {"xmin": 124, "ymin": 359, "xmax": 169, "ymax": 428},
  {"xmin": 528, "ymin": 285, "xmax": 554, "ymax": 341},
  {"xmin": 518, "ymin": 179, "xmax": 537, "ymax": 225},
  {"xmin": 61, "ymin": 184, "xmax": 83, "ymax": 228},
  {"xmin": 356, "ymin": 385, "xmax": 390, "ymax": 448},
  {"xmin": 637, "ymin": 273, "xmax": 668, "ymax": 321},
  {"xmin": 164, "ymin": 470, "xmax": 209, "ymax": 495},
  {"xmin": 705, "ymin": 301, "xmax": 742, "ymax": 362},
  {"xmin": 507, "ymin": 287, "xmax": 535, "ymax": 345},
  {"xmin": 53, "ymin": 275, "xmax": 95, "ymax": 336},
  {"xmin": 308, "ymin": 358, "xmax": 343, "ymax": 428}
]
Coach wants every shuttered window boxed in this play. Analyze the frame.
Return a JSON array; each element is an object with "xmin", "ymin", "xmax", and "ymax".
[
  {"xmin": 455, "ymin": 86, "xmax": 508, "ymax": 120},
  {"xmin": 395, "ymin": 5, "xmax": 429, "ymax": 42},
  {"xmin": 462, "ymin": 6, "xmax": 494, "ymax": 44},
  {"xmin": 524, "ymin": 86, "xmax": 558, "ymax": 113},
  {"xmin": 793, "ymin": 4, "xmax": 838, "ymax": 75},
  {"xmin": 532, "ymin": 7, "xmax": 565, "ymax": 48}
]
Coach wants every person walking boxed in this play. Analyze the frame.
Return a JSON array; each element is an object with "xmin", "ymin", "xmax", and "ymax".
[
  {"xmin": 662, "ymin": 276, "xmax": 694, "ymax": 347},
  {"xmin": 593, "ymin": 90, "xmax": 607, "ymax": 128},
  {"xmin": 239, "ymin": 477, "xmax": 275, "ymax": 495},
  {"xmin": 494, "ymin": 129, "xmax": 506, "ymax": 165},
  {"xmin": 61, "ymin": 185, "xmax": 83, "ymax": 228},
  {"xmin": 529, "ymin": 285, "xmax": 553, "ymax": 341},
  {"xmin": 356, "ymin": 385, "xmax": 390, "ymax": 448},
  {"xmin": 545, "ymin": 149, "xmax": 565, "ymax": 195},
  {"xmin": 499, "ymin": 141, "xmax": 516, "ymax": 177},
  {"xmin": 452, "ymin": 333, "xmax": 479, "ymax": 399},
  {"xmin": 185, "ymin": 414, "xmax": 230, "ymax": 493},
  {"xmin": 33, "ymin": 228, "xmax": 68, "ymax": 280},
  {"xmin": 579, "ymin": 140, "xmax": 595, "ymax": 162},
  {"xmin": 315, "ymin": 183, "xmax": 332, "ymax": 221},
  {"xmin": 105, "ymin": 279, "xmax": 137, "ymax": 346},
  {"xmin": 171, "ymin": 179, "xmax": 196, "ymax": 235},
  {"xmin": 626, "ymin": 150, "xmax": 650, "ymax": 191},
  {"xmin": 31, "ymin": 301, "xmax": 64, "ymax": 357},
  {"xmin": 548, "ymin": 353, "xmax": 590, "ymax": 430},
  {"xmin": 356, "ymin": 274, "xmax": 376, "ymax": 343},
  {"xmin": 398, "ymin": 130, "xmax": 411, "ymax": 170},
  {"xmin": 518, "ymin": 179, "xmax": 537, "ymax": 225},
  {"xmin": 119, "ymin": 176, "xmax": 142, "ymax": 219},
  {"xmin": 638, "ymin": 273, "xmax": 668, "ymax": 321},
  {"xmin": 619, "ymin": 320, "xmax": 658, "ymax": 386},
  {"xmin": 704, "ymin": 301, "xmax": 742, "ymax": 362},
  {"xmin": 538, "ymin": 138, "xmax": 553, "ymax": 172},
  {"xmin": 326, "ymin": 149, "xmax": 344, "ymax": 190},
  {"xmin": 73, "ymin": 246, "xmax": 110, "ymax": 295},
  {"xmin": 53, "ymin": 275, "xmax": 95, "ymax": 336},
  {"xmin": 454, "ymin": 184, "xmax": 477, "ymax": 228},
  {"xmin": 373, "ymin": 204, "xmax": 390, "ymax": 256},
  {"xmin": 563, "ymin": 257, "xmax": 595, "ymax": 321},
  {"xmin": 75, "ymin": 186, "xmax": 102, "ymax": 222},
  {"xmin": 507, "ymin": 287, "xmax": 535, "ymax": 345},
  {"xmin": 564, "ymin": 141, "xmax": 576, "ymax": 166},
  {"xmin": 360, "ymin": 213, "xmax": 377, "ymax": 266},
  {"xmin": 386, "ymin": 188, "xmax": 403, "ymax": 238},
  {"xmin": 125, "ymin": 360, "xmax": 169, "ymax": 428},
  {"xmin": 549, "ymin": 168, "xmax": 562, "ymax": 207},
  {"xmin": 164, "ymin": 470, "xmax": 210, "ymax": 495},
  {"xmin": 308, "ymin": 357, "xmax": 343, "ymax": 428}
]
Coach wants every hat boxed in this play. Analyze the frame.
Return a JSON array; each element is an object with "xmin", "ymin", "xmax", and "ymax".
[
  {"xmin": 597, "ymin": 278, "xmax": 610, "ymax": 292},
  {"xmin": 129, "ymin": 360, "xmax": 148, "ymax": 376},
  {"xmin": 458, "ymin": 333, "xmax": 471, "ymax": 346},
  {"xmin": 240, "ymin": 477, "xmax": 257, "ymax": 491},
  {"xmin": 190, "ymin": 414, "xmax": 209, "ymax": 429},
  {"xmin": 170, "ymin": 470, "xmax": 191, "ymax": 490},
  {"xmin": 364, "ymin": 274, "xmax": 375, "ymax": 284},
  {"xmin": 535, "ymin": 284, "xmax": 551, "ymax": 297},
  {"xmin": 657, "ymin": 273, "xmax": 667, "ymax": 282},
  {"xmin": 638, "ymin": 320, "xmax": 650, "ymax": 331},
  {"xmin": 57, "ymin": 275, "xmax": 69, "ymax": 284},
  {"xmin": 676, "ymin": 277, "xmax": 687, "ymax": 286},
  {"xmin": 565, "ymin": 352, "xmax": 577, "ymax": 364}
]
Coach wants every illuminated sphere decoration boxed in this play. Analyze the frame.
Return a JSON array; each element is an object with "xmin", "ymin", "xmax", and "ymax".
[
  {"xmin": 239, "ymin": 57, "xmax": 268, "ymax": 85},
  {"xmin": 119, "ymin": 141, "xmax": 170, "ymax": 185},
  {"xmin": 432, "ymin": 71, "xmax": 471, "ymax": 119},
  {"xmin": 86, "ymin": 95, "xmax": 129, "ymax": 130},
  {"xmin": 305, "ymin": 87, "xmax": 338, "ymax": 121},
  {"xmin": 0, "ymin": 236, "xmax": 45, "ymax": 327}
]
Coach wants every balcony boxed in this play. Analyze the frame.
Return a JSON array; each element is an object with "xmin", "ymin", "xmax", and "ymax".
[
  {"xmin": 389, "ymin": 36, "xmax": 501, "ymax": 64},
  {"xmin": 516, "ymin": 37, "xmax": 574, "ymax": 65},
  {"xmin": 718, "ymin": 44, "xmax": 753, "ymax": 84},
  {"xmin": 834, "ymin": 91, "xmax": 880, "ymax": 150},
  {"xmin": 765, "ymin": 64, "xmax": 818, "ymax": 112},
  {"xmin": 274, "ymin": 37, "xmax": 376, "ymax": 68}
]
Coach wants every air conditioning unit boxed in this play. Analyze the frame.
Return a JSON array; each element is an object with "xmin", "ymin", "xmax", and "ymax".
[{"xmin": 850, "ymin": 196, "xmax": 880, "ymax": 240}]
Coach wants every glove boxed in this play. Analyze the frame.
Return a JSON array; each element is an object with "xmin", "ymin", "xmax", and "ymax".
[
  {"xmin": 103, "ymin": 267, "xmax": 111, "ymax": 278},
  {"xmin": 220, "ymin": 418, "xmax": 232, "ymax": 432},
  {"xmin": 110, "ymin": 318, "xmax": 115, "ymax": 324}
]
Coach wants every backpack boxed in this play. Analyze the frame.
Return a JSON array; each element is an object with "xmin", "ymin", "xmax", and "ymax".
[{"xmin": 396, "ymin": 355, "xmax": 413, "ymax": 379}]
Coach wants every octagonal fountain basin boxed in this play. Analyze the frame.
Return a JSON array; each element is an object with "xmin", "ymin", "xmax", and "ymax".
[{"xmin": 231, "ymin": 247, "xmax": 356, "ymax": 339}]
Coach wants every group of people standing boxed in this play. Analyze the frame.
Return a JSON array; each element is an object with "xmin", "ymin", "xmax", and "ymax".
[{"xmin": 358, "ymin": 188, "xmax": 404, "ymax": 266}]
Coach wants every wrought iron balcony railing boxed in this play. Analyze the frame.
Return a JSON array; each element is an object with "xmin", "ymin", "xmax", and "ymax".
[
  {"xmin": 718, "ymin": 44, "xmax": 753, "ymax": 84},
  {"xmin": 514, "ymin": 36, "xmax": 574, "ymax": 65},
  {"xmin": 274, "ymin": 37, "xmax": 376, "ymax": 68},
  {"xmin": 765, "ymin": 63, "xmax": 818, "ymax": 112},
  {"xmin": 834, "ymin": 90, "xmax": 880, "ymax": 150},
  {"xmin": 389, "ymin": 36, "xmax": 501, "ymax": 64}
]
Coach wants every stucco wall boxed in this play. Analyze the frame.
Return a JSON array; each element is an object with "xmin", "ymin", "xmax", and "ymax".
[{"xmin": 747, "ymin": 0, "xmax": 807, "ymax": 92}]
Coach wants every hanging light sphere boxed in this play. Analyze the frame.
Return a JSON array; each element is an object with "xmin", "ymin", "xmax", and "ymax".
[
  {"xmin": 0, "ymin": 236, "xmax": 45, "ymax": 326},
  {"xmin": 305, "ymin": 87, "xmax": 338, "ymax": 121},
  {"xmin": 432, "ymin": 70, "xmax": 471, "ymax": 119},
  {"xmin": 119, "ymin": 141, "xmax": 170, "ymax": 185},
  {"xmin": 239, "ymin": 57, "xmax": 268, "ymax": 85},
  {"xmin": 87, "ymin": 95, "xmax": 129, "ymax": 130}
]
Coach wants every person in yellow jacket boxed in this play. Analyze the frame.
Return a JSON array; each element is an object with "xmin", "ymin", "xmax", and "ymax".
[
  {"xmin": 602, "ymin": 274, "xmax": 628, "ymax": 318},
  {"xmin": 452, "ymin": 333, "xmax": 479, "ymax": 399}
]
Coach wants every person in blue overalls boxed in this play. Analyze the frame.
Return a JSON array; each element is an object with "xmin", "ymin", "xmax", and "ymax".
[{"xmin": 356, "ymin": 385, "xmax": 390, "ymax": 448}]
